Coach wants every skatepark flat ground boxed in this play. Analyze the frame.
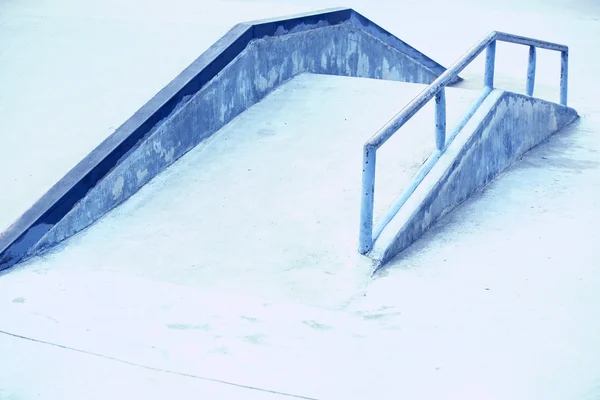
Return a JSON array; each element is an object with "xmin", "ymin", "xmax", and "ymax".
[{"xmin": 1, "ymin": 0, "xmax": 600, "ymax": 399}]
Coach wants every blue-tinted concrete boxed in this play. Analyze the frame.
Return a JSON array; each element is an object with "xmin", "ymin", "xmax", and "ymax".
[
  {"xmin": 2, "ymin": 1, "xmax": 600, "ymax": 398},
  {"xmin": 0, "ymin": 8, "xmax": 455, "ymax": 270},
  {"xmin": 370, "ymin": 89, "xmax": 579, "ymax": 265}
]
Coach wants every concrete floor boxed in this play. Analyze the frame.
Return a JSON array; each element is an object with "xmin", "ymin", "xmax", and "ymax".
[{"xmin": 1, "ymin": 0, "xmax": 600, "ymax": 399}]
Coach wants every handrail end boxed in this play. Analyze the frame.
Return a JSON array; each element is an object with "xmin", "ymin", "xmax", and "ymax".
[{"xmin": 364, "ymin": 140, "xmax": 378, "ymax": 152}]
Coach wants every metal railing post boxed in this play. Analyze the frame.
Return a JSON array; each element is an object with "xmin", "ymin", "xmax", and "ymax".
[
  {"xmin": 435, "ymin": 88, "xmax": 446, "ymax": 151},
  {"xmin": 359, "ymin": 145, "xmax": 376, "ymax": 254},
  {"xmin": 526, "ymin": 46, "xmax": 536, "ymax": 96},
  {"xmin": 484, "ymin": 40, "xmax": 496, "ymax": 88},
  {"xmin": 560, "ymin": 50, "xmax": 568, "ymax": 106}
]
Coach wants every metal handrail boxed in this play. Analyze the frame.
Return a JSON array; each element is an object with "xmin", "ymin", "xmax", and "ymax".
[{"xmin": 358, "ymin": 31, "xmax": 569, "ymax": 254}]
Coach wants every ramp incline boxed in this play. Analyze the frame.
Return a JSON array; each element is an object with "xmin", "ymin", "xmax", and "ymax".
[{"xmin": 0, "ymin": 8, "xmax": 456, "ymax": 271}]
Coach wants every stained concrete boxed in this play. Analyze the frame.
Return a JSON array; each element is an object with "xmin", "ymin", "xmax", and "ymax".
[{"xmin": 371, "ymin": 90, "xmax": 579, "ymax": 263}]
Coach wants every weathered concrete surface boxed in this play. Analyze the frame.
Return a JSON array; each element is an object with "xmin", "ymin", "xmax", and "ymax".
[
  {"xmin": 24, "ymin": 22, "xmax": 443, "ymax": 263},
  {"xmin": 0, "ymin": 74, "xmax": 480, "ymax": 399},
  {"xmin": 16, "ymin": 74, "xmax": 481, "ymax": 307},
  {"xmin": 1, "ymin": 8, "xmax": 453, "ymax": 271},
  {"xmin": 1, "ymin": 106, "xmax": 599, "ymax": 400},
  {"xmin": 2, "ymin": 0, "xmax": 600, "ymax": 399},
  {"xmin": 371, "ymin": 90, "xmax": 579, "ymax": 263}
]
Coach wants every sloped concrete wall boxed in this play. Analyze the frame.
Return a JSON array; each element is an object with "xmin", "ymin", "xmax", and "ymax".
[
  {"xmin": 29, "ymin": 23, "xmax": 439, "ymax": 257},
  {"xmin": 370, "ymin": 89, "xmax": 579, "ymax": 266}
]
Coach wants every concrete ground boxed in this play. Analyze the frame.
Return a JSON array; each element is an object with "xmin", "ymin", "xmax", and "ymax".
[{"xmin": 1, "ymin": 0, "xmax": 600, "ymax": 399}]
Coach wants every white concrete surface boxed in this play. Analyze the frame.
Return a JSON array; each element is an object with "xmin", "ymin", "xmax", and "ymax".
[{"xmin": 1, "ymin": 0, "xmax": 600, "ymax": 399}]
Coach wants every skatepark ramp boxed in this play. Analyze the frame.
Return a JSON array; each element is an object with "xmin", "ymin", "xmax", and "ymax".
[
  {"xmin": 0, "ymin": 10, "xmax": 578, "ymax": 272},
  {"xmin": 0, "ymin": 8, "xmax": 456, "ymax": 270}
]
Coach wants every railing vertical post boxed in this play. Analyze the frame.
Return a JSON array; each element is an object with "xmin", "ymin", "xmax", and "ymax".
[
  {"xmin": 526, "ymin": 46, "xmax": 536, "ymax": 96},
  {"xmin": 359, "ymin": 145, "xmax": 376, "ymax": 254},
  {"xmin": 560, "ymin": 50, "xmax": 568, "ymax": 106},
  {"xmin": 435, "ymin": 88, "xmax": 446, "ymax": 151},
  {"xmin": 484, "ymin": 40, "xmax": 496, "ymax": 88}
]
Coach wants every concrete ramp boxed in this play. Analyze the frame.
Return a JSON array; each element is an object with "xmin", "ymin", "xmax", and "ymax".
[
  {"xmin": 370, "ymin": 89, "xmax": 579, "ymax": 264},
  {"xmin": 0, "ymin": 8, "xmax": 457, "ymax": 271}
]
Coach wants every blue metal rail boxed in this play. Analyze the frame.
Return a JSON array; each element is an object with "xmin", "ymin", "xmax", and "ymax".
[{"xmin": 358, "ymin": 31, "xmax": 569, "ymax": 254}]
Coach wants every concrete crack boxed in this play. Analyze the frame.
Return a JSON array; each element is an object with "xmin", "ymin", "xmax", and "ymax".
[{"xmin": 0, "ymin": 329, "xmax": 319, "ymax": 400}]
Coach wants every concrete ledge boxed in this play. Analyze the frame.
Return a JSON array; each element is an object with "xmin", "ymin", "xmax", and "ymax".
[
  {"xmin": 0, "ymin": 8, "xmax": 455, "ymax": 270},
  {"xmin": 370, "ymin": 89, "xmax": 579, "ymax": 266}
]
